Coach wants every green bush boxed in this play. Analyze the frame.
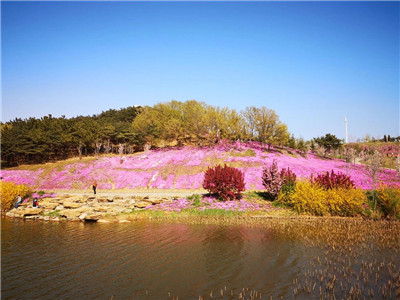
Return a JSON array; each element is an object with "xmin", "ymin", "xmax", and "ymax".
[{"xmin": 188, "ymin": 194, "xmax": 201, "ymax": 207}]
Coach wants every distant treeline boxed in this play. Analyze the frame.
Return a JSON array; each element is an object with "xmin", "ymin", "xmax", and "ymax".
[
  {"xmin": 1, "ymin": 106, "xmax": 141, "ymax": 167},
  {"xmin": 1, "ymin": 100, "xmax": 292, "ymax": 167}
]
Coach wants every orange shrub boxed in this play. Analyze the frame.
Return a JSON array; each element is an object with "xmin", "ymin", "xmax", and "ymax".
[
  {"xmin": 277, "ymin": 180, "xmax": 365, "ymax": 216},
  {"xmin": 376, "ymin": 185, "xmax": 400, "ymax": 219},
  {"xmin": 1, "ymin": 181, "xmax": 32, "ymax": 213}
]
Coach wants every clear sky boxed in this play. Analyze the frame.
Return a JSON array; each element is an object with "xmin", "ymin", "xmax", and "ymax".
[{"xmin": 1, "ymin": 1, "xmax": 399, "ymax": 141}]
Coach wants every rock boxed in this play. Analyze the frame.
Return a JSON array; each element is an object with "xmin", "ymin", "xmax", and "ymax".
[
  {"xmin": 74, "ymin": 205, "xmax": 93, "ymax": 213},
  {"xmin": 124, "ymin": 199, "xmax": 136, "ymax": 205},
  {"xmin": 51, "ymin": 197, "xmax": 65, "ymax": 202},
  {"xmin": 25, "ymin": 215, "xmax": 40, "ymax": 220},
  {"xmin": 51, "ymin": 217, "xmax": 60, "ymax": 222},
  {"xmin": 97, "ymin": 197, "xmax": 110, "ymax": 203},
  {"xmin": 62, "ymin": 201, "xmax": 82, "ymax": 209},
  {"xmin": 97, "ymin": 219, "xmax": 110, "ymax": 223},
  {"xmin": 15, "ymin": 207, "xmax": 44, "ymax": 216},
  {"xmin": 93, "ymin": 206, "xmax": 110, "ymax": 212},
  {"xmin": 43, "ymin": 216, "xmax": 50, "ymax": 221},
  {"xmin": 55, "ymin": 205, "xmax": 64, "ymax": 210},
  {"xmin": 134, "ymin": 201, "xmax": 151, "ymax": 208},
  {"xmin": 118, "ymin": 220, "xmax": 130, "ymax": 223},
  {"xmin": 79, "ymin": 213, "xmax": 88, "ymax": 221},
  {"xmin": 6, "ymin": 212, "xmax": 15, "ymax": 218},
  {"xmin": 114, "ymin": 207, "xmax": 127, "ymax": 214},
  {"xmin": 74, "ymin": 196, "xmax": 87, "ymax": 202},
  {"xmin": 60, "ymin": 210, "xmax": 81, "ymax": 220},
  {"xmin": 123, "ymin": 209, "xmax": 132, "ymax": 213},
  {"xmin": 149, "ymin": 199, "xmax": 163, "ymax": 205},
  {"xmin": 40, "ymin": 202, "xmax": 59, "ymax": 210},
  {"xmin": 84, "ymin": 214, "xmax": 102, "ymax": 221}
]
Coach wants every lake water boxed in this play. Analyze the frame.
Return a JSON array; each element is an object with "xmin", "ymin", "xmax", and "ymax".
[{"xmin": 2, "ymin": 218, "xmax": 399, "ymax": 299}]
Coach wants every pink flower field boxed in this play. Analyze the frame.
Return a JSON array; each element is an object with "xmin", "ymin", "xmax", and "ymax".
[{"xmin": 1, "ymin": 141, "xmax": 398, "ymax": 191}]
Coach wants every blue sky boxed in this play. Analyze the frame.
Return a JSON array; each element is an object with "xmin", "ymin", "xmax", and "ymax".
[{"xmin": 1, "ymin": 1, "xmax": 399, "ymax": 141}]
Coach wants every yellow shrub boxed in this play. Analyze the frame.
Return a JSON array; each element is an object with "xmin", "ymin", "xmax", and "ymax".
[
  {"xmin": 288, "ymin": 181, "xmax": 329, "ymax": 216},
  {"xmin": 278, "ymin": 180, "xmax": 365, "ymax": 216},
  {"xmin": 376, "ymin": 185, "xmax": 400, "ymax": 218},
  {"xmin": 1, "ymin": 181, "xmax": 32, "ymax": 213},
  {"xmin": 324, "ymin": 187, "xmax": 365, "ymax": 216}
]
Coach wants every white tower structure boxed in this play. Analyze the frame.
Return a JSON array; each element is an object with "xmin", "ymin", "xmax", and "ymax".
[{"xmin": 344, "ymin": 117, "xmax": 348, "ymax": 144}]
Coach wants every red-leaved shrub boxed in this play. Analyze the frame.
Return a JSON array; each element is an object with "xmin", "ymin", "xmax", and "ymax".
[
  {"xmin": 311, "ymin": 170, "xmax": 355, "ymax": 190},
  {"xmin": 280, "ymin": 167, "xmax": 297, "ymax": 186},
  {"xmin": 262, "ymin": 160, "xmax": 282, "ymax": 199},
  {"xmin": 280, "ymin": 167, "xmax": 297, "ymax": 194},
  {"xmin": 203, "ymin": 164, "xmax": 245, "ymax": 200}
]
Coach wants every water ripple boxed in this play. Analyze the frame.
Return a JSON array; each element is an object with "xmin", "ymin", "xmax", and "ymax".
[{"xmin": 2, "ymin": 219, "xmax": 304, "ymax": 299}]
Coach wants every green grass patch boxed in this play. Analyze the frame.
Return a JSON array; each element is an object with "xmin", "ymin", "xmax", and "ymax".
[
  {"xmin": 46, "ymin": 210, "xmax": 61, "ymax": 217},
  {"xmin": 186, "ymin": 208, "xmax": 244, "ymax": 217},
  {"xmin": 187, "ymin": 194, "xmax": 201, "ymax": 207},
  {"xmin": 243, "ymin": 191, "xmax": 273, "ymax": 201},
  {"xmin": 228, "ymin": 149, "xmax": 256, "ymax": 157}
]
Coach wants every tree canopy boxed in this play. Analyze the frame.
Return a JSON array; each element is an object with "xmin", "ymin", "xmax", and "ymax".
[
  {"xmin": 132, "ymin": 101, "xmax": 290, "ymax": 149},
  {"xmin": 1, "ymin": 106, "xmax": 140, "ymax": 166},
  {"xmin": 314, "ymin": 133, "xmax": 343, "ymax": 156},
  {"xmin": 1, "ymin": 100, "xmax": 291, "ymax": 167}
]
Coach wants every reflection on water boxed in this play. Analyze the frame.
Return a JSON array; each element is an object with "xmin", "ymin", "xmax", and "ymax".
[
  {"xmin": 2, "ymin": 218, "xmax": 399, "ymax": 299},
  {"xmin": 1, "ymin": 219, "xmax": 304, "ymax": 299}
]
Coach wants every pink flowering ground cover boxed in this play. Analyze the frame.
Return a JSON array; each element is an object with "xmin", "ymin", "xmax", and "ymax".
[
  {"xmin": 145, "ymin": 196, "xmax": 280, "ymax": 213},
  {"xmin": 1, "ymin": 141, "xmax": 398, "ymax": 190}
]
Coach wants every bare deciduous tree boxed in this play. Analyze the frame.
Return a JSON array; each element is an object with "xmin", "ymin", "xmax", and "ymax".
[
  {"xmin": 77, "ymin": 141, "xmax": 82, "ymax": 160},
  {"xmin": 95, "ymin": 141, "xmax": 102, "ymax": 158},
  {"xmin": 104, "ymin": 139, "xmax": 111, "ymax": 154},
  {"xmin": 118, "ymin": 143, "xmax": 125, "ymax": 164},
  {"xmin": 314, "ymin": 144, "xmax": 326, "ymax": 157},
  {"xmin": 144, "ymin": 143, "xmax": 151, "ymax": 152},
  {"xmin": 367, "ymin": 150, "xmax": 382, "ymax": 213}
]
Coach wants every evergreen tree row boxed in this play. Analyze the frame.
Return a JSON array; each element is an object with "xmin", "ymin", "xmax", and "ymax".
[{"xmin": 1, "ymin": 106, "xmax": 140, "ymax": 167}]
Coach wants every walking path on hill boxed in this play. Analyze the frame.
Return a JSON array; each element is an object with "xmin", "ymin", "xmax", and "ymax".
[{"xmin": 48, "ymin": 188, "xmax": 207, "ymax": 199}]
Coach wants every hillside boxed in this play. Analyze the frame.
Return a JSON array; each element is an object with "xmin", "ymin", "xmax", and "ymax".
[{"xmin": 1, "ymin": 141, "xmax": 398, "ymax": 191}]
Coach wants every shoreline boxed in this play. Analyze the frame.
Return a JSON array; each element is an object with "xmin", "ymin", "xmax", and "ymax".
[{"xmin": 5, "ymin": 189, "xmax": 397, "ymax": 224}]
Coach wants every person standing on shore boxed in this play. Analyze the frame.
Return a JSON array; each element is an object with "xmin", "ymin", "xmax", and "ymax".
[
  {"xmin": 15, "ymin": 195, "xmax": 22, "ymax": 208},
  {"xmin": 92, "ymin": 181, "xmax": 98, "ymax": 194}
]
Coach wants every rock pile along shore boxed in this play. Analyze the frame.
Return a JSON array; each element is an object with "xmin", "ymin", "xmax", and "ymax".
[{"xmin": 5, "ymin": 194, "xmax": 177, "ymax": 222}]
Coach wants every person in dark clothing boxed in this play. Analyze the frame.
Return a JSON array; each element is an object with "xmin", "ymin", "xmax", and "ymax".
[
  {"xmin": 33, "ymin": 198, "xmax": 39, "ymax": 208},
  {"xmin": 93, "ymin": 182, "xmax": 98, "ymax": 194}
]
